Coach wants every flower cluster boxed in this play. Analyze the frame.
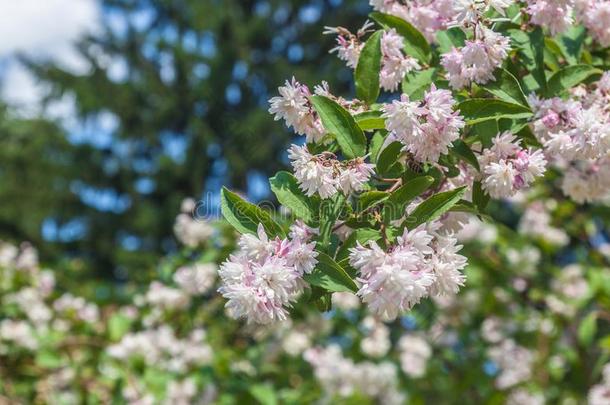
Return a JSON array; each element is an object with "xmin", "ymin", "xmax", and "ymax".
[
  {"xmin": 370, "ymin": 0, "xmax": 457, "ymax": 42},
  {"xmin": 487, "ymin": 339, "xmax": 535, "ymax": 389},
  {"xmin": 517, "ymin": 202, "xmax": 569, "ymax": 246},
  {"xmin": 173, "ymin": 198, "xmax": 214, "ymax": 248},
  {"xmin": 218, "ymin": 223, "xmax": 318, "ymax": 324},
  {"xmin": 268, "ymin": 78, "xmax": 325, "ymax": 143},
  {"xmin": 441, "ymin": 25, "xmax": 511, "ymax": 89},
  {"xmin": 576, "ymin": 0, "xmax": 610, "ymax": 46},
  {"xmin": 304, "ymin": 344, "xmax": 404, "ymax": 404},
  {"xmin": 107, "ymin": 326, "xmax": 213, "ymax": 373},
  {"xmin": 529, "ymin": 77, "xmax": 610, "ymax": 203},
  {"xmin": 526, "ymin": 0, "xmax": 574, "ymax": 35},
  {"xmin": 397, "ymin": 334, "xmax": 432, "ymax": 377},
  {"xmin": 478, "ymin": 132, "xmax": 547, "ymax": 198},
  {"xmin": 325, "ymin": 22, "xmax": 420, "ymax": 91},
  {"xmin": 289, "ymin": 144, "xmax": 375, "ymax": 198},
  {"xmin": 382, "ymin": 85, "xmax": 465, "ymax": 162},
  {"xmin": 349, "ymin": 222, "xmax": 467, "ymax": 320},
  {"xmin": 588, "ymin": 364, "xmax": 610, "ymax": 405}
]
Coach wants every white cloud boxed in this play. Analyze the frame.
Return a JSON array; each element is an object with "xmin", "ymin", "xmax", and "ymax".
[{"xmin": 0, "ymin": 0, "xmax": 100, "ymax": 111}]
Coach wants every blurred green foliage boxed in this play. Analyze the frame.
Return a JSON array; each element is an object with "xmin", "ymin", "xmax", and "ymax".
[{"xmin": 1, "ymin": 0, "xmax": 364, "ymax": 278}]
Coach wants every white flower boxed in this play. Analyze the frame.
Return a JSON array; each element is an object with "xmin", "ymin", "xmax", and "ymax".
[
  {"xmin": 441, "ymin": 26, "xmax": 510, "ymax": 89},
  {"xmin": 382, "ymin": 86, "xmax": 464, "ymax": 163},
  {"xmin": 268, "ymin": 78, "xmax": 325, "ymax": 143},
  {"xmin": 218, "ymin": 223, "xmax": 319, "ymax": 324},
  {"xmin": 527, "ymin": 0, "xmax": 574, "ymax": 36},
  {"xmin": 173, "ymin": 263, "xmax": 217, "ymax": 295},
  {"xmin": 397, "ymin": 334, "xmax": 432, "ymax": 378},
  {"xmin": 285, "ymin": 239, "xmax": 318, "ymax": 275},
  {"xmin": 288, "ymin": 144, "xmax": 338, "ymax": 199},
  {"xmin": 479, "ymin": 132, "xmax": 547, "ymax": 198},
  {"xmin": 288, "ymin": 144, "xmax": 375, "ymax": 198},
  {"xmin": 349, "ymin": 222, "xmax": 467, "ymax": 319}
]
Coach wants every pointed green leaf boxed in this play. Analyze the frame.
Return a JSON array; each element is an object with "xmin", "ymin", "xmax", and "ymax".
[
  {"xmin": 457, "ymin": 99, "xmax": 532, "ymax": 125},
  {"xmin": 335, "ymin": 228, "xmax": 382, "ymax": 263},
  {"xmin": 311, "ymin": 95, "xmax": 366, "ymax": 159},
  {"xmin": 402, "ymin": 68, "xmax": 437, "ymax": 100},
  {"xmin": 370, "ymin": 12, "xmax": 431, "ymax": 63},
  {"xmin": 452, "ymin": 140, "xmax": 480, "ymax": 171},
  {"xmin": 355, "ymin": 111, "xmax": 385, "ymax": 131},
  {"xmin": 483, "ymin": 69, "xmax": 529, "ymax": 107},
  {"xmin": 355, "ymin": 30, "xmax": 383, "ymax": 104},
  {"xmin": 578, "ymin": 312, "xmax": 598, "ymax": 345},
  {"xmin": 304, "ymin": 252, "xmax": 358, "ymax": 293},
  {"xmin": 221, "ymin": 187, "xmax": 285, "ymax": 237},
  {"xmin": 546, "ymin": 65, "xmax": 603, "ymax": 97},
  {"xmin": 377, "ymin": 141, "xmax": 403, "ymax": 176},
  {"xmin": 473, "ymin": 181, "xmax": 490, "ymax": 211},
  {"xmin": 269, "ymin": 171, "xmax": 318, "ymax": 223},
  {"xmin": 383, "ymin": 176, "xmax": 435, "ymax": 221},
  {"xmin": 404, "ymin": 186, "xmax": 467, "ymax": 228},
  {"xmin": 436, "ymin": 27, "xmax": 466, "ymax": 53}
]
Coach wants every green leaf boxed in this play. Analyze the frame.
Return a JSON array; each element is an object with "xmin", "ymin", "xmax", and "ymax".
[
  {"xmin": 369, "ymin": 131, "xmax": 387, "ymax": 163},
  {"xmin": 311, "ymin": 95, "xmax": 366, "ymax": 159},
  {"xmin": 269, "ymin": 171, "xmax": 317, "ymax": 223},
  {"xmin": 383, "ymin": 176, "xmax": 435, "ymax": 221},
  {"xmin": 304, "ymin": 252, "xmax": 359, "ymax": 293},
  {"xmin": 457, "ymin": 99, "xmax": 532, "ymax": 125},
  {"xmin": 509, "ymin": 28, "xmax": 546, "ymax": 91},
  {"xmin": 318, "ymin": 194, "xmax": 347, "ymax": 251},
  {"xmin": 452, "ymin": 140, "xmax": 480, "ymax": 171},
  {"xmin": 108, "ymin": 313, "xmax": 131, "ymax": 341},
  {"xmin": 546, "ymin": 65, "xmax": 603, "ymax": 97},
  {"xmin": 335, "ymin": 228, "xmax": 382, "ymax": 263},
  {"xmin": 483, "ymin": 69, "xmax": 529, "ymax": 107},
  {"xmin": 473, "ymin": 181, "xmax": 490, "ymax": 211},
  {"xmin": 221, "ymin": 187, "xmax": 285, "ymax": 237},
  {"xmin": 36, "ymin": 350, "xmax": 63, "ymax": 369},
  {"xmin": 355, "ymin": 111, "xmax": 385, "ymax": 131},
  {"xmin": 558, "ymin": 25, "xmax": 586, "ymax": 65},
  {"xmin": 436, "ymin": 27, "xmax": 466, "ymax": 54},
  {"xmin": 355, "ymin": 30, "xmax": 383, "ymax": 104},
  {"xmin": 357, "ymin": 191, "xmax": 388, "ymax": 211},
  {"xmin": 578, "ymin": 312, "xmax": 598, "ymax": 346},
  {"xmin": 249, "ymin": 384, "xmax": 278, "ymax": 405},
  {"xmin": 370, "ymin": 12, "xmax": 431, "ymax": 63},
  {"xmin": 404, "ymin": 187, "xmax": 467, "ymax": 228},
  {"xmin": 402, "ymin": 68, "xmax": 437, "ymax": 100},
  {"xmin": 377, "ymin": 141, "xmax": 403, "ymax": 176}
]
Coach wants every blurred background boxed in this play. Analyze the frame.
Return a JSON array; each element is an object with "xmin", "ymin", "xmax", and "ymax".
[{"xmin": 0, "ymin": 0, "xmax": 369, "ymax": 281}]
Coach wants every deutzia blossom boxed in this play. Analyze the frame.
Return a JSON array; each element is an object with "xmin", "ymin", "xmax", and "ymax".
[
  {"xmin": 518, "ymin": 202, "xmax": 569, "ymax": 246},
  {"xmin": 478, "ymin": 132, "xmax": 547, "ymax": 198},
  {"xmin": 380, "ymin": 29, "xmax": 421, "ymax": 91},
  {"xmin": 561, "ymin": 157, "xmax": 610, "ymax": 203},
  {"xmin": 173, "ymin": 263, "xmax": 217, "ymax": 295},
  {"xmin": 398, "ymin": 334, "xmax": 432, "ymax": 377},
  {"xmin": 488, "ymin": 339, "xmax": 535, "ymax": 389},
  {"xmin": 441, "ymin": 25, "xmax": 510, "ymax": 89},
  {"xmin": 526, "ymin": 0, "xmax": 574, "ymax": 36},
  {"xmin": 323, "ymin": 21, "xmax": 373, "ymax": 68},
  {"xmin": 218, "ymin": 224, "xmax": 318, "ymax": 324},
  {"xmin": 588, "ymin": 363, "xmax": 610, "ymax": 405},
  {"xmin": 576, "ymin": 0, "xmax": 610, "ymax": 47},
  {"xmin": 324, "ymin": 25, "xmax": 420, "ymax": 92},
  {"xmin": 304, "ymin": 345, "xmax": 404, "ymax": 404},
  {"xmin": 173, "ymin": 198, "xmax": 214, "ymax": 247},
  {"xmin": 268, "ymin": 78, "xmax": 325, "ymax": 143},
  {"xmin": 349, "ymin": 222, "xmax": 467, "ymax": 320},
  {"xmin": 288, "ymin": 144, "xmax": 374, "ymax": 198},
  {"xmin": 382, "ymin": 85, "xmax": 465, "ymax": 162}
]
